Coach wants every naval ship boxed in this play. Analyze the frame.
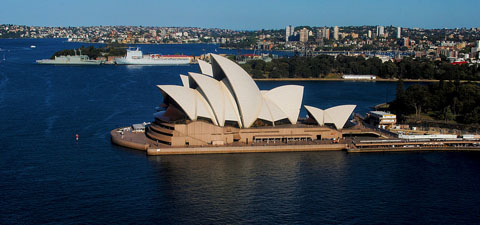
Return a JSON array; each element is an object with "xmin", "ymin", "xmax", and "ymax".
[
  {"xmin": 36, "ymin": 50, "xmax": 104, "ymax": 65},
  {"xmin": 114, "ymin": 48, "xmax": 191, "ymax": 65}
]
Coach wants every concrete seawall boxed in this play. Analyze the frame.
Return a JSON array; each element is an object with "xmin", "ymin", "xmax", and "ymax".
[
  {"xmin": 111, "ymin": 127, "xmax": 347, "ymax": 155},
  {"xmin": 147, "ymin": 144, "xmax": 347, "ymax": 155},
  {"xmin": 110, "ymin": 129, "xmax": 149, "ymax": 151},
  {"xmin": 348, "ymin": 147, "xmax": 480, "ymax": 153},
  {"xmin": 111, "ymin": 128, "xmax": 480, "ymax": 155}
]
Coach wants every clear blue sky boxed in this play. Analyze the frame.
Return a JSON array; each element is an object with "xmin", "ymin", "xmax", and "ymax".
[{"xmin": 0, "ymin": 0, "xmax": 478, "ymax": 30}]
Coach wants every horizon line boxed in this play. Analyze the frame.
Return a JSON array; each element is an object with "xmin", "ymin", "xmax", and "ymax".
[{"xmin": 2, "ymin": 23, "xmax": 480, "ymax": 31}]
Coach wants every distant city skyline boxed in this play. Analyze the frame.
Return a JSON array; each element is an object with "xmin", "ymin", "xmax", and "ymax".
[{"xmin": 1, "ymin": 0, "xmax": 479, "ymax": 30}]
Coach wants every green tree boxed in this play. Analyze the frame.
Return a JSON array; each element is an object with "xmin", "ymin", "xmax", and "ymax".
[{"xmin": 405, "ymin": 84, "xmax": 429, "ymax": 117}]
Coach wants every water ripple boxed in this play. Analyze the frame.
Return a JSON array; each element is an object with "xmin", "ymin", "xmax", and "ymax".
[{"xmin": 0, "ymin": 74, "xmax": 8, "ymax": 106}]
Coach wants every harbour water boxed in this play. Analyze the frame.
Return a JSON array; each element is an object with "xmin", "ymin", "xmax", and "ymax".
[{"xmin": 1, "ymin": 39, "xmax": 480, "ymax": 224}]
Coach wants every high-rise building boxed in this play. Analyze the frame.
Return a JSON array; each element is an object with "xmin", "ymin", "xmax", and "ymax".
[
  {"xmin": 397, "ymin": 27, "xmax": 401, "ymax": 39},
  {"xmin": 376, "ymin": 26, "xmax": 384, "ymax": 37},
  {"xmin": 368, "ymin": 30, "xmax": 372, "ymax": 38},
  {"xmin": 286, "ymin": 25, "xmax": 292, "ymax": 42},
  {"xmin": 317, "ymin": 27, "xmax": 330, "ymax": 40},
  {"xmin": 299, "ymin": 28, "xmax": 309, "ymax": 43},
  {"xmin": 285, "ymin": 25, "xmax": 295, "ymax": 42},
  {"xmin": 403, "ymin": 37, "xmax": 410, "ymax": 47},
  {"xmin": 324, "ymin": 27, "xmax": 330, "ymax": 40},
  {"xmin": 333, "ymin": 26, "xmax": 339, "ymax": 40}
]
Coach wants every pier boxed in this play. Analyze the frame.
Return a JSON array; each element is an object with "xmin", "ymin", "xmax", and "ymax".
[{"xmin": 347, "ymin": 139, "xmax": 480, "ymax": 153}]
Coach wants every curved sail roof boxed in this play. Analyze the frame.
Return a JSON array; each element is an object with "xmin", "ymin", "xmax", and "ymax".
[
  {"xmin": 304, "ymin": 105, "xmax": 356, "ymax": 129},
  {"xmin": 325, "ymin": 105, "xmax": 356, "ymax": 129},
  {"xmin": 189, "ymin": 72, "xmax": 226, "ymax": 126},
  {"xmin": 156, "ymin": 54, "xmax": 311, "ymax": 128},
  {"xmin": 179, "ymin": 74, "xmax": 189, "ymax": 88},
  {"xmin": 264, "ymin": 85, "xmax": 304, "ymax": 124},
  {"xmin": 219, "ymin": 79, "xmax": 242, "ymax": 127},
  {"xmin": 210, "ymin": 54, "xmax": 263, "ymax": 128},
  {"xmin": 198, "ymin": 59, "xmax": 213, "ymax": 76},
  {"xmin": 157, "ymin": 85, "xmax": 196, "ymax": 120},
  {"xmin": 194, "ymin": 89, "xmax": 218, "ymax": 125},
  {"xmin": 258, "ymin": 97, "xmax": 288, "ymax": 124},
  {"xmin": 305, "ymin": 105, "xmax": 325, "ymax": 125}
]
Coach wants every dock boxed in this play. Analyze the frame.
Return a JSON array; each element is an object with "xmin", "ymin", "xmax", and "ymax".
[{"xmin": 347, "ymin": 139, "xmax": 480, "ymax": 153}]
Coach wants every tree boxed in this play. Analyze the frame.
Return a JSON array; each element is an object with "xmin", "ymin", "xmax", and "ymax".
[
  {"xmin": 405, "ymin": 84, "xmax": 429, "ymax": 117},
  {"xmin": 464, "ymin": 107, "xmax": 480, "ymax": 124},
  {"xmin": 251, "ymin": 69, "xmax": 265, "ymax": 79},
  {"xmin": 441, "ymin": 106, "xmax": 455, "ymax": 123}
]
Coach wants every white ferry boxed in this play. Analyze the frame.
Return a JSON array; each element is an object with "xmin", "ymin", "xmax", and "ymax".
[{"xmin": 115, "ymin": 48, "xmax": 191, "ymax": 65}]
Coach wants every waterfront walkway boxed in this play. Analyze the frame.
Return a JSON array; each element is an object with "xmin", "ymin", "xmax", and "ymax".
[
  {"xmin": 111, "ymin": 127, "xmax": 348, "ymax": 155},
  {"xmin": 111, "ymin": 126, "xmax": 480, "ymax": 155}
]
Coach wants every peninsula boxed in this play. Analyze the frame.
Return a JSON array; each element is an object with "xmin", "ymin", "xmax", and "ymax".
[{"xmin": 111, "ymin": 54, "xmax": 480, "ymax": 155}]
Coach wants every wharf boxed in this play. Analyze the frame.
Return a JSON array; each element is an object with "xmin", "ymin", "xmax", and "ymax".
[
  {"xmin": 348, "ymin": 147, "xmax": 480, "ymax": 153},
  {"xmin": 348, "ymin": 139, "xmax": 480, "ymax": 153}
]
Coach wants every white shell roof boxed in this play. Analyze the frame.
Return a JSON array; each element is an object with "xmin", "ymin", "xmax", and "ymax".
[
  {"xmin": 325, "ymin": 105, "xmax": 356, "ymax": 129},
  {"xmin": 304, "ymin": 105, "xmax": 356, "ymax": 129},
  {"xmin": 198, "ymin": 59, "xmax": 213, "ymax": 76},
  {"xmin": 194, "ymin": 89, "xmax": 218, "ymax": 125},
  {"xmin": 257, "ymin": 96, "xmax": 288, "ymax": 123},
  {"xmin": 210, "ymin": 54, "xmax": 263, "ymax": 128},
  {"xmin": 179, "ymin": 74, "xmax": 189, "ymax": 88},
  {"xmin": 156, "ymin": 54, "xmax": 308, "ymax": 128},
  {"xmin": 305, "ymin": 105, "xmax": 325, "ymax": 125},
  {"xmin": 219, "ymin": 79, "xmax": 242, "ymax": 127},
  {"xmin": 189, "ymin": 72, "xmax": 226, "ymax": 126},
  {"xmin": 157, "ymin": 85, "xmax": 196, "ymax": 120},
  {"xmin": 263, "ymin": 85, "xmax": 304, "ymax": 124}
]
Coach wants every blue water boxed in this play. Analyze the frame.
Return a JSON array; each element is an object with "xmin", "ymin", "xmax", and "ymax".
[{"xmin": 1, "ymin": 39, "xmax": 480, "ymax": 224}]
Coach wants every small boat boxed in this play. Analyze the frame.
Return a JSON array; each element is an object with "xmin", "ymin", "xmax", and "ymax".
[{"xmin": 30, "ymin": 45, "xmax": 36, "ymax": 49}]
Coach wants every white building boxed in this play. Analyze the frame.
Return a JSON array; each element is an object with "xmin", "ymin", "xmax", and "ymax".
[
  {"xmin": 156, "ymin": 54, "xmax": 356, "ymax": 129},
  {"xmin": 342, "ymin": 75, "xmax": 376, "ymax": 80},
  {"xmin": 367, "ymin": 111, "xmax": 396, "ymax": 126},
  {"xmin": 285, "ymin": 25, "xmax": 294, "ymax": 42},
  {"xmin": 377, "ymin": 26, "xmax": 384, "ymax": 37},
  {"xmin": 333, "ymin": 26, "xmax": 339, "ymax": 40}
]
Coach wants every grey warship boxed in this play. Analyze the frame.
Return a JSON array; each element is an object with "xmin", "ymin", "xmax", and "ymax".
[{"xmin": 36, "ymin": 49, "xmax": 104, "ymax": 65}]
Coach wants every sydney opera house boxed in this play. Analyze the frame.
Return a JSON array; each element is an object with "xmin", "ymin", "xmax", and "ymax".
[{"xmin": 141, "ymin": 54, "xmax": 356, "ymax": 147}]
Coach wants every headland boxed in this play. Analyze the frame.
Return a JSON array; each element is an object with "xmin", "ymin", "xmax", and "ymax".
[{"xmin": 111, "ymin": 53, "xmax": 480, "ymax": 155}]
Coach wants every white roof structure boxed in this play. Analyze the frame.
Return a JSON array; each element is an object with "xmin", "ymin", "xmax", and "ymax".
[
  {"xmin": 198, "ymin": 59, "xmax": 213, "ymax": 76},
  {"xmin": 210, "ymin": 54, "xmax": 263, "ymax": 128},
  {"xmin": 156, "ymin": 54, "xmax": 354, "ymax": 130},
  {"xmin": 263, "ymin": 85, "xmax": 304, "ymax": 124},
  {"xmin": 189, "ymin": 72, "xmax": 238, "ymax": 127},
  {"xmin": 179, "ymin": 74, "xmax": 190, "ymax": 88},
  {"xmin": 304, "ymin": 105, "xmax": 356, "ymax": 129},
  {"xmin": 157, "ymin": 85, "xmax": 196, "ymax": 120}
]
